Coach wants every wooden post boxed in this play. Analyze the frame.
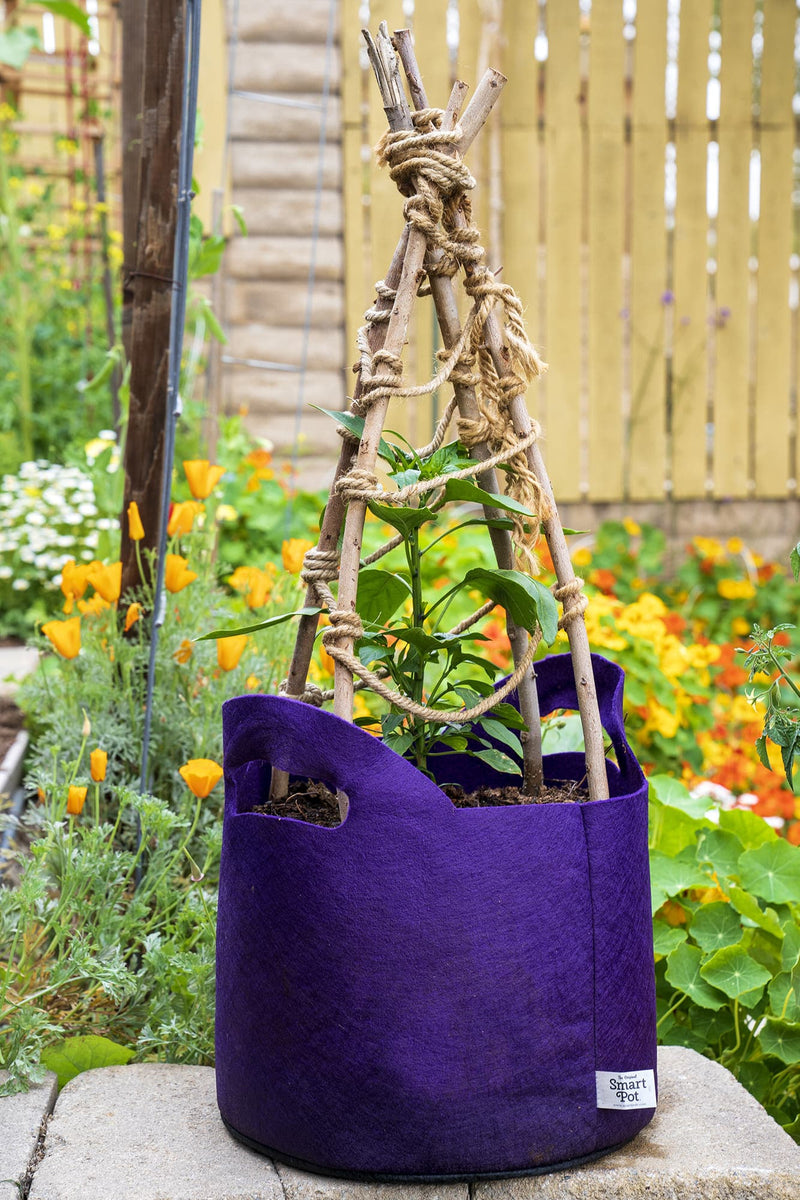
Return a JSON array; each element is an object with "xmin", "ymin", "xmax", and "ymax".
[
  {"xmin": 119, "ymin": 0, "xmax": 185, "ymax": 597},
  {"xmin": 120, "ymin": 0, "xmax": 145, "ymax": 365}
]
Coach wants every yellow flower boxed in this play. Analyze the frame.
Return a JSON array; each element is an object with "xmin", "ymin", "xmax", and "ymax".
[
  {"xmin": 71, "ymin": 199, "xmax": 88, "ymax": 214},
  {"xmin": 164, "ymin": 554, "xmax": 197, "ymax": 593},
  {"xmin": 245, "ymin": 674, "xmax": 261, "ymax": 691},
  {"xmin": 216, "ymin": 504, "xmax": 238, "ymax": 523},
  {"xmin": 179, "ymin": 758, "xmax": 223, "ymax": 799},
  {"xmin": 124, "ymin": 602, "xmax": 142, "ymax": 632},
  {"xmin": 183, "ymin": 460, "xmax": 225, "ymax": 500},
  {"xmin": 167, "ymin": 500, "xmax": 204, "ymax": 537},
  {"xmin": 42, "ymin": 617, "xmax": 81, "ymax": 659},
  {"xmin": 78, "ymin": 594, "xmax": 110, "ymax": 617},
  {"xmin": 693, "ymin": 536, "xmax": 724, "ymax": 561},
  {"xmin": 623, "ymin": 517, "xmax": 641, "ymax": 537},
  {"xmin": 732, "ymin": 617, "xmax": 751, "ymax": 637},
  {"xmin": 0, "ymin": 102, "xmax": 17, "ymax": 122},
  {"xmin": 228, "ymin": 564, "xmax": 275, "ymax": 608},
  {"xmin": 127, "ymin": 501, "xmax": 145, "ymax": 541},
  {"xmin": 66, "ymin": 786, "xmax": 88, "ymax": 815},
  {"xmin": 61, "ymin": 559, "xmax": 94, "ymax": 612},
  {"xmin": 93, "ymin": 200, "xmax": 109, "ymax": 215},
  {"xmin": 282, "ymin": 538, "xmax": 314, "ymax": 575},
  {"xmin": 217, "ymin": 634, "xmax": 248, "ymax": 672},
  {"xmin": 717, "ymin": 578, "xmax": 756, "ymax": 601},
  {"xmin": 56, "ymin": 137, "xmax": 78, "ymax": 155},
  {"xmin": 90, "ymin": 748, "xmax": 108, "ymax": 782},
  {"xmin": 173, "ymin": 638, "xmax": 193, "ymax": 664},
  {"xmin": 727, "ymin": 537, "xmax": 744, "ymax": 555},
  {"xmin": 572, "ymin": 547, "xmax": 592, "ymax": 568},
  {"xmin": 87, "ymin": 561, "xmax": 122, "ymax": 604},
  {"xmin": 46, "ymin": 223, "xmax": 66, "ymax": 242}
]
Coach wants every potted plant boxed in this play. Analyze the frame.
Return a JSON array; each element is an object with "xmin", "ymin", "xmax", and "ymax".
[{"xmin": 212, "ymin": 25, "xmax": 657, "ymax": 1181}]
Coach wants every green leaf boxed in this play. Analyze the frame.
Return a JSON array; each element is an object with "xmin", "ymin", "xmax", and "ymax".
[
  {"xmin": 190, "ymin": 234, "xmax": 226, "ymax": 278},
  {"xmin": 41, "ymin": 1035, "xmax": 134, "ymax": 1089},
  {"xmin": 781, "ymin": 920, "xmax": 800, "ymax": 971},
  {"xmin": 664, "ymin": 942, "xmax": 726, "ymax": 1010},
  {"xmin": 230, "ymin": 204, "xmax": 248, "ymax": 235},
  {"xmin": 697, "ymin": 829, "xmax": 744, "ymax": 881},
  {"xmin": 459, "ymin": 568, "xmax": 559, "ymax": 644},
  {"xmin": 718, "ymin": 809, "xmax": 777, "ymax": 850},
  {"xmin": 769, "ymin": 966, "xmax": 800, "ymax": 1022},
  {"xmin": 471, "ymin": 747, "xmax": 522, "ymax": 776},
  {"xmin": 541, "ymin": 712, "xmax": 585, "ymax": 755},
  {"xmin": 652, "ymin": 921, "xmax": 688, "ymax": 956},
  {"xmin": 196, "ymin": 607, "xmax": 322, "ymax": 640},
  {"xmin": 0, "ymin": 26, "xmax": 40, "ymax": 69},
  {"xmin": 476, "ymin": 717, "xmax": 523, "ymax": 761},
  {"xmin": 739, "ymin": 839, "xmax": 800, "ymax": 904},
  {"xmin": 367, "ymin": 500, "xmax": 437, "ymax": 537},
  {"xmin": 791, "ymin": 543, "xmax": 800, "ymax": 582},
  {"xmin": 689, "ymin": 902, "xmax": 743, "ymax": 953},
  {"xmin": 37, "ymin": 1, "xmax": 91, "ymax": 34},
  {"xmin": 727, "ymin": 886, "xmax": 784, "ymax": 939},
  {"xmin": 441, "ymin": 477, "xmax": 536, "ymax": 518},
  {"xmin": 491, "ymin": 702, "xmax": 528, "ymax": 729},
  {"xmin": 700, "ymin": 942, "xmax": 772, "ymax": 1001},
  {"xmin": 312, "ymin": 408, "xmax": 396, "ymax": 462},
  {"xmin": 355, "ymin": 568, "xmax": 410, "ymax": 627},
  {"xmin": 649, "ymin": 774, "xmax": 711, "ymax": 820},
  {"xmin": 758, "ymin": 1017, "xmax": 800, "ymax": 1064},
  {"xmin": 650, "ymin": 848, "xmax": 709, "ymax": 911}
]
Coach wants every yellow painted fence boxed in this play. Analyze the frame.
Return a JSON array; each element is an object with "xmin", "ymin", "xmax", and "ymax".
[{"xmin": 343, "ymin": 0, "xmax": 800, "ymax": 504}]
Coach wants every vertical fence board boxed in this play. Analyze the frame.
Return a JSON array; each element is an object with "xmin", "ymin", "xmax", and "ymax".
[
  {"xmin": 587, "ymin": 0, "xmax": 625, "ymax": 501},
  {"xmin": 714, "ymin": 0, "xmax": 755, "ymax": 497},
  {"xmin": 628, "ymin": 0, "xmax": 668, "ymax": 500},
  {"xmin": 342, "ymin": 0, "xmax": 368, "ymax": 384},
  {"xmin": 671, "ymin": 1, "xmax": 711, "ymax": 499},
  {"xmin": 754, "ymin": 0, "xmax": 795, "ymax": 496},
  {"xmin": 456, "ymin": 0, "xmax": 492, "ymax": 260},
  {"xmin": 501, "ymin": 0, "xmax": 542, "ymax": 403},
  {"xmin": 543, "ymin": 2, "xmax": 583, "ymax": 500}
]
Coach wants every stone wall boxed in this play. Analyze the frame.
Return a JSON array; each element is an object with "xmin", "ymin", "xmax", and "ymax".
[{"xmin": 222, "ymin": 0, "xmax": 345, "ymax": 488}]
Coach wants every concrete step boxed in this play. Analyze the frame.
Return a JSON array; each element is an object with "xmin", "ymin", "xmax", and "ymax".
[
  {"xmin": 4, "ymin": 1048, "xmax": 797, "ymax": 1199},
  {"xmin": 0, "ymin": 1071, "xmax": 57, "ymax": 1200}
]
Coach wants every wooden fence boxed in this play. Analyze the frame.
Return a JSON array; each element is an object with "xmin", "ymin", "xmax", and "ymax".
[{"xmin": 342, "ymin": 0, "xmax": 800, "ymax": 505}]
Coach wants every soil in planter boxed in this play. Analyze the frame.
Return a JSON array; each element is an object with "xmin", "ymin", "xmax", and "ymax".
[
  {"xmin": 252, "ymin": 777, "xmax": 586, "ymax": 827},
  {"xmin": 0, "ymin": 695, "xmax": 24, "ymax": 763}
]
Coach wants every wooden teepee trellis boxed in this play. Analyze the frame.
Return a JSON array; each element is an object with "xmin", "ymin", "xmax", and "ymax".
[{"xmin": 274, "ymin": 24, "xmax": 608, "ymax": 814}]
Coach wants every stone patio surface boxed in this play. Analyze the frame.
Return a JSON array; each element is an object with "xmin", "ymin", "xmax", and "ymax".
[{"xmin": 0, "ymin": 1047, "xmax": 794, "ymax": 1199}]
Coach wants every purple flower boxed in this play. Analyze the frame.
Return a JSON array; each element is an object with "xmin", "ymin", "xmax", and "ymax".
[{"xmin": 660, "ymin": 290, "xmax": 675, "ymax": 306}]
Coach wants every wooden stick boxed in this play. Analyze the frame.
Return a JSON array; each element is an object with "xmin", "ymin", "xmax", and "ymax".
[{"xmin": 392, "ymin": 32, "xmax": 544, "ymax": 795}]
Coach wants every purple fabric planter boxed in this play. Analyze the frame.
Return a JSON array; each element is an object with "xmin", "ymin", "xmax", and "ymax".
[{"xmin": 216, "ymin": 653, "xmax": 657, "ymax": 1181}]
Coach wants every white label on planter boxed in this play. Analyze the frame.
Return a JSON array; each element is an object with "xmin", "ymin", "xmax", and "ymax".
[{"xmin": 595, "ymin": 1070, "xmax": 657, "ymax": 1110}]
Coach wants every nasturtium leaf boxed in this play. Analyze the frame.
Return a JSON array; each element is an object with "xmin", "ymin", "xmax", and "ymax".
[
  {"xmin": 441, "ymin": 477, "xmax": 536, "ymax": 517},
  {"xmin": 649, "ymin": 775, "xmax": 710, "ymax": 819},
  {"xmin": 355, "ymin": 568, "xmax": 411, "ymax": 627},
  {"xmin": 471, "ymin": 747, "xmax": 522, "ymax": 776},
  {"xmin": 697, "ymin": 828, "xmax": 745, "ymax": 881},
  {"xmin": 652, "ymin": 921, "xmax": 688, "ymax": 957},
  {"xmin": 665, "ymin": 942, "xmax": 726, "ymax": 1010},
  {"xmin": 477, "ymin": 717, "xmax": 524, "ymax": 760},
  {"xmin": 41, "ymin": 1035, "xmax": 134, "ymax": 1089},
  {"xmin": 690, "ymin": 1006, "xmax": 735, "ymax": 1044},
  {"xmin": 727, "ymin": 885, "xmax": 784, "ymax": 939},
  {"xmin": 739, "ymin": 839, "xmax": 800, "ymax": 904},
  {"xmin": 769, "ymin": 966, "xmax": 800, "ymax": 1023},
  {"xmin": 0, "ymin": 26, "xmax": 40, "ymax": 69},
  {"xmin": 459, "ymin": 568, "xmax": 559, "ymax": 644},
  {"xmin": 653, "ymin": 805, "xmax": 711, "ymax": 858},
  {"xmin": 689, "ymin": 902, "xmax": 743, "ymax": 953},
  {"xmin": 649, "ymin": 848, "xmax": 709, "ymax": 910},
  {"xmin": 700, "ymin": 941, "xmax": 771, "ymax": 1001},
  {"xmin": 658, "ymin": 1023, "xmax": 707, "ymax": 1053},
  {"xmin": 718, "ymin": 809, "xmax": 777, "ymax": 851},
  {"xmin": 782, "ymin": 921, "xmax": 800, "ymax": 971},
  {"xmin": 758, "ymin": 1017, "xmax": 800, "ymax": 1064},
  {"xmin": 197, "ymin": 607, "xmax": 322, "ymax": 640}
]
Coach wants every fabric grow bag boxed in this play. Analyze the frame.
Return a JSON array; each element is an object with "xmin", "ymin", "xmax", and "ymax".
[{"xmin": 215, "ymin": 652, "xmax": 657, "ymax": 1181}]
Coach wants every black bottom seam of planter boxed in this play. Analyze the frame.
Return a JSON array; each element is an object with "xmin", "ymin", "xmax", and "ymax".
[{"xmin": 221, "ymin": 1118, "xmax": 639, "ymax": 1183}]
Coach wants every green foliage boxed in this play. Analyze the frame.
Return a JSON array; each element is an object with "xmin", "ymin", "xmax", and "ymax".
[
  {"xmin": 742, "ymin": 619, "xmax": 800, "ymax": 792},
  {"xmin": 650, "ymin": 774, "xmax": 800, "ymax": 1137},
  {"xmin": 42, "ymin": 1035, "xmax": 135, "ymax": 1089}
]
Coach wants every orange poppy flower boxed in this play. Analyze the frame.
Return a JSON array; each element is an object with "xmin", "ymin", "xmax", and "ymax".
[
  {"xmin": 90, "ymin": 748, "xmax": 108, "ymax": 782},
  {"xmin": 164, "ymin": 554, "xmax": 197, "ymax": 594},
  {"xmin": 217, "ymin": 634, "xmax": 248, "ymax": 672},
  {"xmin": 67, "ymin": 785, "xmax": 88, "ymax": 815},
  {"xmin": 281, "ymin": 538, "xmax": 314, "ymax": 575},
  {"xmin": 167, "ymin": 500, "xmax": 204, "ymax": 537},
  {"xmin": 87, "ymin": 561, "xmax": 122, "ymax": 604},
  {"xmin": 60, "ymin": 559, "xmax": 94, "ymax": 613},
  {"xmin": 127, "ymin": 501, "xmax": 145, "ymax": 541},
  {"xmin": 179, "ymin": 758, "xmax": 224, "ymax": 799},
  {"xmin": 78, "ymin": 594, "xmax": 110, "ymax": 617},
  {"xmin": 173, "ymin": 638, "xmax": 194, "ymax": 664},
  {"xmin": 42, "ymin": 617, "xmax": 81, "ymax": 659},
  {"xmin": 124, "ymin": 602, "xmax": 142, "ymax": 632},
  {"xmin": 183, "ymin": 460, "xmax": 225, "ymax": 500}
]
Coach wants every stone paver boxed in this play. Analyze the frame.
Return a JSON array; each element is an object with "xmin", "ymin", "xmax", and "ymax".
[
  {"xmin": 0, "ymin": 1070, "xmax": 57, "ymax": 1200},
  {"xmin": 19, "ymin": 1048, "xmax": 800, "ymax": 1200},
  {"xmin": 474, "ymin": 1047, "xmax": 800, "ymax": 1198},
  {"xmin": 27, "ymin": 1064, "xmax": 283, "ymax": 1200}
]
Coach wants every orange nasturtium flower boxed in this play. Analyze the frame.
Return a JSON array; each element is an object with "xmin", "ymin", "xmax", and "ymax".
[
  {"xmin": 217, "ymin": 634, "xmax": 248, "ymax": 672},
  {"xmin": 124, "ymin": 602, "xmax": 142, "ymax": 632},
  {"xmin": 42, "ymin": 617, "xmax": 81, "ymax": 659},
  {"xmin": 173, "ymin": 638, "xmax": 194, "ymax": 664},
  {"xmin": 167, "ymin": 500, "xmax": 204, "ymax": 537},
  {"xmin": 164, "ymin": 554, "xmax": 198, "ymax": 594},
  {"xmin": 87, "ymin": 561, "xmax": 122, "ymax": 604},
  {"xmin": 179, "ymin": 758, "xmax": 223, "ymax": 799},
  {"xmin": 67, "ymin": 785, "xmax": 88, "ymax": 815},
  {"xmin": 281, "ymin": 538, "xmax": 314, "ymax": 575},
  {"xmin": 183, "ymin": 459, "xmax": 225, "ymax": 500},
  {"xmin": 90, "ymin": 748, "xmax": 108, "ymax": 782},
  {"xmin": 127, "ymin": 501, "xmax": 145, "ymax": 540}
]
